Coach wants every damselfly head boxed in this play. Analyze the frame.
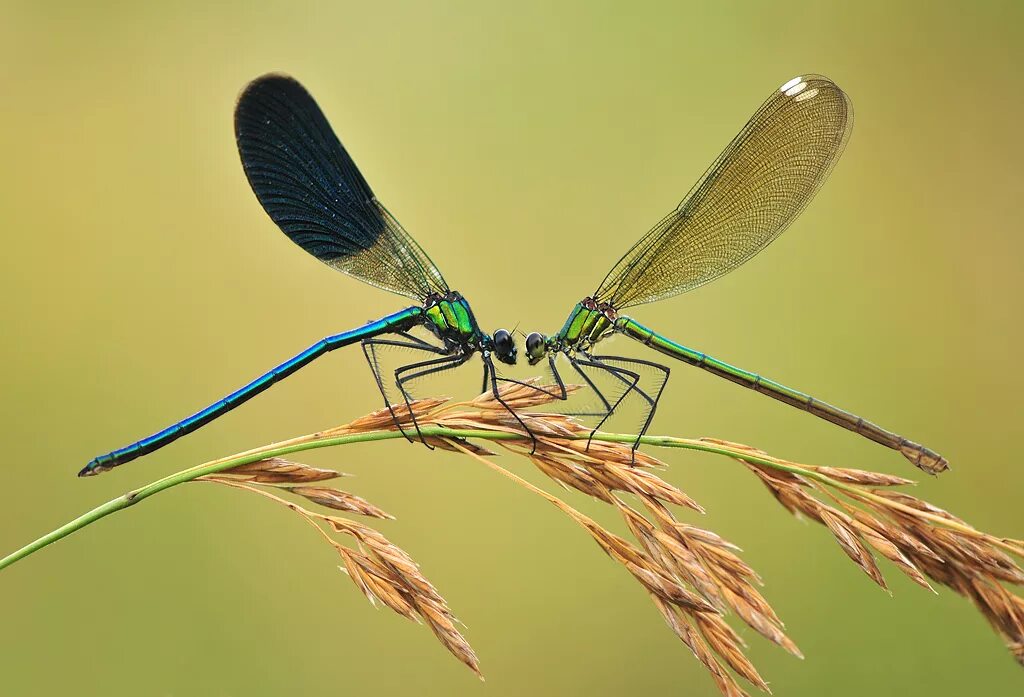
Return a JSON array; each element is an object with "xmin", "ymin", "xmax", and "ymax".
[
  {"xmin": 525, "ymin": 332, "xmax": 547, "ymax": 365},
  {"xmin": 492, "ymin": 328, "xmax": 517, "ymax": 365}
]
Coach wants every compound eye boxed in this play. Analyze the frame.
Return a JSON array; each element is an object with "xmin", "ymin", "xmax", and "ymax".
[
  {"xmin": 525, "ymin": 332, "xmax": 546, "ymax": 359},
  {"xmin": 493, "ymin": 329, "xmax": 513, "ymax": 355}
]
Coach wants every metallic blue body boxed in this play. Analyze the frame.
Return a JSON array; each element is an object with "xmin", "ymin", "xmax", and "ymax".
[
  {"xmin": 80, "ymin": 306, "xmax": 423, "ymax": 476},
  {"xmin": 82, "ymin": 77, "xmax": 526, "ymax": 477}
]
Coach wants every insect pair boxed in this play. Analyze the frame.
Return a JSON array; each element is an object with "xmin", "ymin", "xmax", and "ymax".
[{"xmin": 81, "ymin": 74, "xmax": 947, "ymax": 477}]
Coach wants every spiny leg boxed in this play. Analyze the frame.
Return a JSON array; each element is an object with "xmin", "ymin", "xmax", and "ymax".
[
  {"xmin": 517, "ymin": 352, "xmax": 569, "ymax": 401},
  {"xmin": 364, "ymin": 336, "xmax": 448, "ymax": 357},
  {"xmin": 590, "ymin": 354, "xmax": 670, "ymax": 454},
  {"xmin": 547, "ymin": 352, "xmax": 568, "ymax": 401},
  {"xmin": 499, "ymin": 351, "xmax": 613, "ymax": 420},
  {"xmin": 472, "ymin": 352, "xmax": 568, "ymax": 415},
  {"xmin": 482, "ymin": 353, "xmax": 540, "ymax": 454},
  {"xmin": 361, "ymin": 336, "xmax": 448, "ymax": 442},
  {"xmin": 399, "ymin": 351, "xmax": 473, "ymax": 402},
  {"xmin": 564, "ymin": 353, "xmax": 618, "ymax": 419},
  {"xmin": 395, "ymin": 352, "xmax": 472, "ymax": 447},
  {"xmin": 494, "ymin": 374, "xmax": 567, "ymax": 400},
  {"xmin": 484, "ymin": 353, "xmax": 567, "ymax": 402},
  {"xmin": 362, "ymin": 338, "xmax": 413, "ymax": 442},
  {"xmin": 392, "ymin": 330, "xmax": 445, "ymax": 351},
  {"xmin": 573, "ymin": 356, "xmax": 645, "ymax": 449}
]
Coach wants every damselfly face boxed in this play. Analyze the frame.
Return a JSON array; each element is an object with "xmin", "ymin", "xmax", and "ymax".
[
  {"xmin": 492, "ymin": 328, "xmax": 517, "ymax": 365},
  {"xmin": 525, "ymin": 332, "xmax": 547, "ymax": 365}
]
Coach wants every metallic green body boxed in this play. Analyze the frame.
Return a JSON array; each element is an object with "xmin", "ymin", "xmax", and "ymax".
[
  {"xmin": 615, "ymin": 316, "xmax": 946, "ymax": 472},
  {"xmin": 546, "ymin": 298, "xmax": 946, "ymax": 474},
  {"xmin": 424, "ymin": 293, "xmax": 481, "ymax": 343},
  {"xmin": 555, "ymin": 302, "xmax": 614, "ymax": 348}
]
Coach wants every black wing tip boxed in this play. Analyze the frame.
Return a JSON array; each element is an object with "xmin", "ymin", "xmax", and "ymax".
[
  {"xmin": 234, "ymin": 74, "xmax": 318, "ymax": 131},
  {"xmin": 237, "ymin": 73, "xmax": 303, "ymax": 101}
]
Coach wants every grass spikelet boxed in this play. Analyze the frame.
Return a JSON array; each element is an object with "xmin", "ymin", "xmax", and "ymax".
[
  {"xmin": 818, "ymin": 508, "xmax": 888, "ymax": 590},
  {"xmin": 3, "ymin": 380, "xmax": 1021, "ymax": 695},
  {"xmin": 654, "ymin": 596, "xmax": 750, "ymax": 697},
  {"xmin": 696, "ymin": 612, "xmax": 771, "ymax": 692},
  {"xmin": 732, "ymin": 446, "xmax": 1024, "ymax": 666},
  {"xmin": 287, "ymin": 486, "xmax": 394, "ymax": 519},
  {"xmin": 193, "ymin": 474, "xmax": 478, "ymax": 676},
  {"xmin": 803, "ymin": 465, "xmax": 915, "ymax": 487},
  {"xmin": 220, "ymin": 457, "xmax": 344, "ymax": 483}
]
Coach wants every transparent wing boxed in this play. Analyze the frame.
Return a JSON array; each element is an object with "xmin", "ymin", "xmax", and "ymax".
[
  {"xmin": 234, "ymin": 74, "xmax": 448, "ymax": 301},
  {"xmin": 595, "ymin": 75, "xmax": 852, "ymax": 309}
]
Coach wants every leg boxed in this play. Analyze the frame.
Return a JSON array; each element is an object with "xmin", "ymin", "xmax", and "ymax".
[
  {"xmin": 565, "ymin": 355, "xmax": 618, "ymax": 419},
  {"xmin": 485, "ymin": 352, "xmax": 567, "ymax": 402},
  {"xmin": 482, "ymin": 353, "xmax": 540, "ymax": 453},
  {"xmin": 392, "ymin": 330, "xmax": 445, "ymax": 351},
  {"xmin": 395, "ymin": 352, "xmax": 472, "ymax": 446},
  {"xmin": 362, "ymin": 336, "xmax": 448, "ymax": 442},
  {"xmin": 480, "ymin": 355, "xmax": 490, "ymax": 394},
  {"xmin": 589, "ymin": 353, "xmax": 670, "ymax": 454},
  {"xmin": 493, "ymin": 374, "xmax": 567, "ymax": 400},
  {"xmin": 574, "ymin": 357, "xmax": 645, "ymax": 448},
  {"xmin": 548, "ymin": 353, "xmax": 568, "ymax": 401}
]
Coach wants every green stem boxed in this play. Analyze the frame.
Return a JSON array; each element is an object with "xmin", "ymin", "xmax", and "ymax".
[
  {"xmin": 0, "ymin": 428, "xmax": 406, "ymax": 572},
  {"xmin": 0, "ymin": 426, "xmax": 999, "ymax": 573}
]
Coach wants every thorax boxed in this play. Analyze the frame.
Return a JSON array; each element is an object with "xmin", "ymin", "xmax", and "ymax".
[
  {"xmin": 554, "ymin": 297, "xmax": 617, "ymax": 351},
  {"xmin": 423, "ymin": 291, "xmax": 481, "ymax": 346}
]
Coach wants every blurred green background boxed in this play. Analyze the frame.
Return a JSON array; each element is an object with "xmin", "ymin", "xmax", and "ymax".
[{"xmin": 2, "ymin": 1, "xmax": 1022, "ymax": 695}]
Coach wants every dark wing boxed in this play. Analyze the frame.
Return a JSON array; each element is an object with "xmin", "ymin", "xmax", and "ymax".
[
  {"xmin": 234, "ymin": 74, "xmax": 448, "ymax": 301},
  {"xmin": 595, "ymin": 75, "xmax": 852, "ymax": 309}
]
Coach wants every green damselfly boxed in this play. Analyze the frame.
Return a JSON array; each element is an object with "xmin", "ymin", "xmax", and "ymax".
[{"xmin": 524, "ymin": 75, "xmax": 947, "ymax": 474}]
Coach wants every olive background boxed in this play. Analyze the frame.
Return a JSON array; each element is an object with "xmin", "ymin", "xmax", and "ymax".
[{"xmin": 1, "ymin": 2, "xmax": 1022, "ymax": 696}]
